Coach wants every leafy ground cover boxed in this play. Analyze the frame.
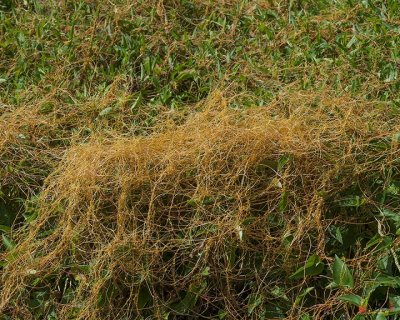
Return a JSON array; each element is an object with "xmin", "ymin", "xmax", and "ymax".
[{"xmin": 1, "ymin": 0, "xmax": 400, "ymax": 319}]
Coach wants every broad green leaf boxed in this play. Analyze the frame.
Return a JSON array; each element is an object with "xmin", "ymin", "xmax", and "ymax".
[
  {"xmin": 377, "ymin": 254, "xmax": 390, "ymax": 271},
  {"xmin": 99, "ymin": 106, "xmax": 113, "ymax": 117},
  {"xmin": 271, "ymin": 286, "xmax": 289, "ymax": 301},
  {"xmin": 171, "ymin": 281, "xmax": 207, "ymax": 314},
  {"xmin": 332, "ymin": 255, "xmax": 353, "ymax": 288},
  {"xmin": 2, "ymin": 234, "xmax": 15, "ymax": 251},
  {"xmin": 390, "ymin": 295, "xmax": 400, "ymax": 308},
  {"xmin": 247, "ymin": 293, "xmax": 263, "ymax": 315},
  {"xmin": 0, "ymin": 225, "xmax": 11, "ymax": 233},
  {"xmin": 375, "ymin": 313, "xmax": 386, "ymax": 320},
  {"xmin": 335, "ymin": 227, "xmax": 343, "ymax": 244},
  {"xmin": 38, "ymin": 102, "xmax": 54, "ymax": 114},
  {"xmin": 382, "ymin": 307, "xmax": 400, "ymax": 315},
  {"xmin": 365, "ymin": 235, "xmax": 392, "ymax": 252},
  {"xmin": 278, "ymin": 190, "xmax": 288, "ymax": 212},
  {"xmin": 218, "ymin": 310, "xmax": 227, "ymax": 319},
  {"xmin": 226, "ymin": 245, "xmax": 237, "ymax": 268},
  {"xmin": 294, "ymin": 287, "xmax": 314, "ymax": 306},
  {"xmin": 277, "ymin": 154, "xmax": 291, "ymax": 172},
  {"xmin": 137, "ymin": 284, "xmax": 152, "ymax": 309},
  {"xmin": 186, "ymin": 199, "xmax": 197, "ymax": 207},
  {"xmin": 290, "ymin": 254, "xmax": 325, "ymax": 279},
  {"xmin": 346, "ymin": 35, "xmax": 357, "ymax": 48},
  {"xmin": 338, "ymin": 294, "xmax": 362, "ymax": 306},
  {"xmin": 201, "ymin": 266, "xmax": 210, "ymax": 276},
  {"xmin": 339, "ymin": 195, "xmax": 366, "ymax": 207},
  {"xmin": 175, "ymin": 69, "xmax": 197, "ymax": 83},
  {"xmin": 392, "ymin": 133, "xmax": 400, "ymax": 143},
  {"xmin": 162, "ymin": 311, "xmax": 170, "ymax": 320},
  {"xmin": 365, "ymin": 234, "xmax": 383, "ymax": 249},
  {"xmin": 130, "ymin": 94, "xmax": 142, "ymax": 112},
  {"xmin": 386, "ymin": 183, "xmax": 400, "ymax": 195},
  {"xmin": 373, "ymin": 275, "xmax": 400, "ymax": 288},
  {"xmin": 380, "ymin": 209, "xmax": 400, "ymax": 225}
]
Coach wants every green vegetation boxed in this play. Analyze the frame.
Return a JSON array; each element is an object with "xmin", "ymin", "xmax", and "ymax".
[{"xmin": 1, "ymin": 0, "xmax": 400, "ymax": 319}]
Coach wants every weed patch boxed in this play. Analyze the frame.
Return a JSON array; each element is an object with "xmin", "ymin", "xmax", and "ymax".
[{"xmin": 2, "ymin": 93, "xmax": 400, "ymax": 318}]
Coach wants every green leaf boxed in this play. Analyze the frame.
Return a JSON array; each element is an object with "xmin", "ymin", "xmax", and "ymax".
[
  {"xmin": 339, "ymin": 195, "xmax": 366, "ymax": 207},
  {"xmin": 99, "ymin": 106, "xmax": 114, "ymax": 117},
  {"xmin": 277, "ymin": 154, "xmax": 291, "ymax": 172},
  {"xmin": 375, "ymin": 313, "xmax": 386, "ymax": 320},
  {"xmin": 38, "ymin": 102, "xmax": 54, "ymax": 114},
  {"xmin": 171, "ymin": 280, "xmax": 207, "ymax": 314},
  {"xmin": 366, "ymin": 234, "xmax": 383, "ymax": 249},
  {"xmin": 130, "ymin": 94, "xmax": 142, "ymax": 112},
  {"xmin": 386, "ymin": 183, "xmax": 400, "ymax": 195},
  {"xmin": 278, "ymin": 190, "xmax": 288, "ymax": 212},
  {"xmin": 373, "ymin": 274, "xmax": 400, "ymax": 288},
  {"xmin": 380, "ymin": 209, "xmax": 400, "ymax": 225},
  {"xmin": 247, "ymin": 293, "xmax": 263, "ymax": 315},
  {"xmin": 0, "ymin": 225, "xmax": 11, "ymax": 233},
  {"xmin": 392, "ymin": 133, "xmax": 400, "ymax": 143},
  {"xmin": 201, "ymin": 266, "xmax": 210, "ymax": 276},
  {"xmin": 2, "ymin": 234, "xmax": 15, "ymax": 251},
  {"xmin": 271, "ymin": 286, "xmax": 289, "ymax": 301},
  {"xmin": 137, "ymin": 284, "xmax": 152, "ymax": 309},
  {"xmin": 366, "ymin": 235, "xmax": 392, "ymax": 252},
  {"xmin": 175, "ymin": 69, "xmax": 197, "ymax": 83},
  {"xmin": 334, "ymin": 227, "xmax": 343, "ymax": 244},
  {"xmin": 186, "ymin": 199, "xmax": 197, "ymax": 207},
  {"xmin": 218, "ymin": 310, "xmax": 227, "ymax": 319},
  {"xmin": 332, "ymin": 255, "xmax": 353, "ymax": 288},
  {"xmin": 294, "ymin": 287, "xmax": 314, "ymax": 306},
  {"xmin": 290, "ymin": 254, "xmax": 325, "ymax": 279},
  {"xmin": 338, "ymin": 294, "xmax": 362, "ymax": 306},
  {"xmin": 162, "ymin": 311, "xmax": 170, "ymax": 320},
  {"xmin": 226, "ymin": 245, "xmax": 237, "ymax": 268},
  {"xmin": 346, "ymin": 35, "xmax": 357, "ymax": 48},
  {"xmin": 381, "ymin": 307, "xmax": 400, "ymax": 315},
  {"xmin": 390, "ymin": 295, "xmax": 400, "ymax": 308}
]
